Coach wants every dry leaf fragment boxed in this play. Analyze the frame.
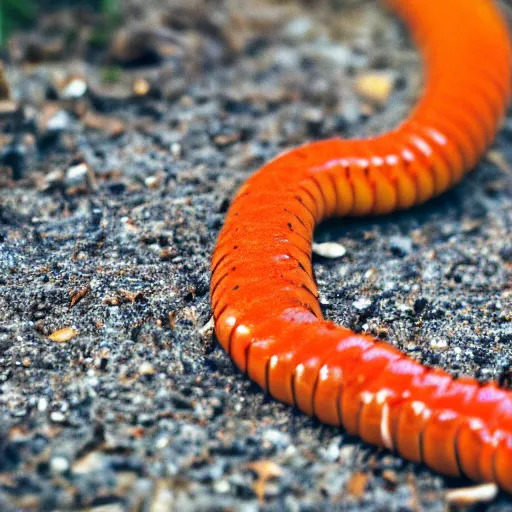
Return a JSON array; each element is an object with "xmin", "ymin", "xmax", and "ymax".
[
  {"xmin": 346, "ymin": 472, "xmax": 368, "ymax": 499},
  {"xmin": 104, "ymin": 289, "xmax": 144, "ymax": 306},
  {"xmin": 247, "ymin": 460, "xmax": 283, "ymax": 502},
  {"xmin": 69, "ymin": 285, "xmax": 90, "ymax": 308}
]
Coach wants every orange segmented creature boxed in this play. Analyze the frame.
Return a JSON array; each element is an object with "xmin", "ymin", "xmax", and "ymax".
[{"xmin": 210, "ymin": 0, "xmax": 512, "ymax": 490}]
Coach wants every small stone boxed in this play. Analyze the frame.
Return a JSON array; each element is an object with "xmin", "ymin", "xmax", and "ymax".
[
  {"xmin": 60, "ymin": 77, "xmax": 88, "ymax": 99},
  {"xmin": 50, "ymin": 456, "xmax": 69, "ymax": 474},
  {"xmin": 133, "ymin": 78, "xmax": 150, "ymax": 97},
  {"xmin": 170, "ymin": 142, "xmax": 182, "ymax": 158},
  {"xmin": 312, "ymin": 242, "xmax": 347, "ymax": 259},
  {"xmin": 139, "ymin": 362, "xmax": 155, "ymax": 376},
  {"xmin": 353, "ymin": 297, "xmax": 372, "ymax": 312},
  {"xmin": 46, "ymin": 110, "xmax": 72, "ymax": 132},
  {"xmin": 262, "ymin": 429, "xmax": 290, "ymax": 449},
  {"xmin": 50, "ymin": 411, "xmax": 66, "ymax": 423},
  {"xmin": 354, "ymin": 71, "xmax": 396, "ymax": 106},
  {"xmin": 72, "ymin": 451, "xmax": 106, "ymax": 474},
  {"xmin": 144, "ymin": 175, "xmax": 161, "ymax": 188},
  {"xmin": 214, "ymin": 479, "xmax": 230, "ymax": 494},
  {"xmin": 446, "ymin": 483, "xmax": 498, "ymax": 506},
  {"xmin": 37, "ymin": 397, "xmax": 48, "ymax": 412},
  {"xmin": 65, "ymin": 163, "xmax": 89, "ymax": 188}
]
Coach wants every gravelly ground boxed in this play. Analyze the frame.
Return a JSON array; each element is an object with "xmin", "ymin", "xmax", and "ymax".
[{"xmin": 2, "ymin": 0, "xmax": 512, "ymax": 510}]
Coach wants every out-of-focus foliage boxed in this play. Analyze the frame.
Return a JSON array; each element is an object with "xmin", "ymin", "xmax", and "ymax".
[
  {"xmin": 0, "ymin": 0, "xmax": 120, "ymax": 46},
  {"xmin": 1, "ymin": 0, "xmax": 38, "ymax": 46}
]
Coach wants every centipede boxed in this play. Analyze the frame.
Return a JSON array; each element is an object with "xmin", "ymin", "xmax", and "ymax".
[{"xmin": 210, "ymin": 0, "xmax": 512, "ymax": 491}]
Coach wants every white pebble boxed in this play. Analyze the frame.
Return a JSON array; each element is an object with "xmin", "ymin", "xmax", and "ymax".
[
  {"xmin": 446, "ymin": 483, "xmax": 498, "ymax": 506},
  {"xmin": 50, "ymin": 456, "xmax": 69, "ymax": 474},
  {"xmin": 50, "ymin": 411, "xmax": 66, "ymax": 423},
  {"xmin": 37, "ymin": 397, "xmax": 48, "ymax": 412},
  {"xmin": 214, "ymin": 479, "xmax": 231, "ymax": 494},
  {"xmin": 312, "ymin": 242, "xmax": 346, "ymax": 259},
  {"xmin": 61, "ymin": 78, "xmax": 87, "ymax": 99}
]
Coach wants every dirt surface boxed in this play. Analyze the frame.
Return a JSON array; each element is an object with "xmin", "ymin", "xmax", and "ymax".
[{"xmin": 1, "ymin": 1, "xmax": 512, "ymax": 510}]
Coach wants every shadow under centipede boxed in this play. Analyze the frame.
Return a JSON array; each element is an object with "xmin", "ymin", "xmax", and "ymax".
[{"xmin": 314, "ymin": 161, "xmax": 512, "ymax": 245}]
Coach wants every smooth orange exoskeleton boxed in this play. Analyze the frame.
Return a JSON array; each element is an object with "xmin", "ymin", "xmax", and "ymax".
[{"xmin": 210, "ymin": 0, "xmax": 512, "ymax": 491}]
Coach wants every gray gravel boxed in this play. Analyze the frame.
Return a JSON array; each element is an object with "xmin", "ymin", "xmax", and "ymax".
[{"xmin": 1, "ymin": 1, "xmax": 512, "ymax": 510}]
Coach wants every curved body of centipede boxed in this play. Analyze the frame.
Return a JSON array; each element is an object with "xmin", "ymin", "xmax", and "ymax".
[{"xmin": 210, "ymin": 0, "xmax": 512, "ymax": 490}]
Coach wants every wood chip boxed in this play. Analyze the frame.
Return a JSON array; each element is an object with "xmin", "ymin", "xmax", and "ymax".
[{"xmin": 48, "ymin": 327, "xmax": 79, "ymax": 343}]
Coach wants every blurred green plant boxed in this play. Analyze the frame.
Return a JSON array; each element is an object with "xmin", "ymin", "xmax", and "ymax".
[
  {"xmin": 101, "ymin": 64, "xmax": 122, "ymax": 83},
  {"xmin": 90, "ymin": 0, "xmax": 122, "ymax": 49},
  {"xmin": 0, "ymin": 0, "xmax": 121, "ymax": 47},
  {"xmin": 101, "ymin": 0, "xmax": 121, "ymax": 25},
  {"xmin": 1, "ymin": 0, "xmax": 38, "ymax": 46}
]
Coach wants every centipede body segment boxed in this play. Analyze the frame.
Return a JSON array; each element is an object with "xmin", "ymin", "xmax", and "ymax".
[{"xmin": 210, "ymin": 0, "xmax": 512, "ymax": 491}]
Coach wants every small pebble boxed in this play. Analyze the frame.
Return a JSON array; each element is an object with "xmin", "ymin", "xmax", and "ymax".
[
  {"xmin": 65, "ymin": 163, "xmax": 89, "ymax": 188},
  {"xmin": 214, "ymin": 479, "xmax": 231, "ymax": 494},
  {"xmin": 60, "ymin": 77, "xmax": 87, "ymax": 99},
  {"xmin": 446, "ymin": 483, "xmax": 498, "ymax": 506},
  {"xmin": 354, "ymin": 71, "xmax": 396, "ymax": 106},
  {"xmin": 37, "ymin": 397, "xmax": 48, "ymax": 412},
  {"xmin": 312, "ymin": 242, "xmax": 347, "ymax": 259},
  {"xmin": 139, "ymin": 362, "xmax": 155, "ymax": 376},
  {"xmin": 46, "ymin": 110, "xmax": 72, "ymax": 132},
  {"xmin": 50, "ymin": 456, "xmax": 70, "ymax": 474},
  {"xmin": 353, "ymin": 297, "xmax": 372, "ymax": 311},
  {"xmin": 50, "ymin": 411, "xmax": 66, "ymax": 423}
]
